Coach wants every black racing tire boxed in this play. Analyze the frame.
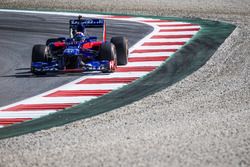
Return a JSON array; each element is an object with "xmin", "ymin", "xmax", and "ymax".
[
  {"xmin": 31, "ymin": 44, "xmax": 47, "ymax": 75},
  {"xmin": 32, "ymin": 45, "xmax": 47, "ymax": 62},
  {"xmin": 99, "ymin": 42, "xmax": 117, "ymax": 73},
  {"xmin": 111, "ymin": 37, "xmax": 128, "ymax": 65}
]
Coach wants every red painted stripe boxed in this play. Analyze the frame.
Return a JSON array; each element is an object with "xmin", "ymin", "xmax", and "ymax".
[
  {"xmin": 142, "ymin": 20, "xmax": 173, "ymax": 23},
  {"xmin": 142, "ymin": 42, "xmax": 185, "ymax": 46},
  {"xmin": 158, "ymin": 24, "xmax": 199, "ymax": 27},
  {"xmin": 128, "ymin": 56, "xmax": 169, "ymax": 62},
  {"xmin": 131, "ymin": 49, "xmax": 177, "ymax": 53},
  {"xmin": 2, "ymin": 103, "xmax": 76, "ymax": 111},
  {"xmin": 159, "ymin": 28, "xmax": 200, "ymax": 32},
  {"xmin": 116, "ymin": 66, "xmax": 156, "ymax": 72},
  {"xmin": 0, "ymin": 118, "xmax": 32, "ymax": 125},
  {"xmin": 45, "ymin": 90, "xmax": 112, "ymax": 97},
  {"xmin": 77, "ymin": 77, "xmax": 138, "ymax": 84},
  {"xmin": 151, "ymin": 35, "xmax": 193, "ymax": 39}
]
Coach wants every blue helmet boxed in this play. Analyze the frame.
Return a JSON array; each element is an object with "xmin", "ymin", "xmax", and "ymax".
[{"xmin": 74, "ymin": 32, "xmax": 86, "ymax": 42}]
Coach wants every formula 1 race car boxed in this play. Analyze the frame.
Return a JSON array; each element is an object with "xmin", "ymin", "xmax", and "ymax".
[{"xmin": 31, "ymin": 16, "xmax": 128, "ymax": 75}]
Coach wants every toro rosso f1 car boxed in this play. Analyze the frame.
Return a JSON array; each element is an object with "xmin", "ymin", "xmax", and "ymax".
[{"xmin": 31, "ymin": 16, "xmax": 128, "ymax": 75}]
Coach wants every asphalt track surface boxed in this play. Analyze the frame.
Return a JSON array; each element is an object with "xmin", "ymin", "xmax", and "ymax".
[{"xmin": 0, "ymin": 12, "xmax": 153, "ymax": 107}]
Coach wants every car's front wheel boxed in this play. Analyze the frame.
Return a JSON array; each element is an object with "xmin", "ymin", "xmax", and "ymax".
[
  {"xmin": 99, "ymin": 42, "xmax": 117, "ymax": 73},
  {"xmin": 31, "ymin": 44, "xmax": 48, "ymax": 75}
]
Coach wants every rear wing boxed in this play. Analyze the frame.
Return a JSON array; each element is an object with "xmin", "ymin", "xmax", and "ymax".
[{"xmin": 69, "ymin": 18, "xmax": 106, "ymax": 41}]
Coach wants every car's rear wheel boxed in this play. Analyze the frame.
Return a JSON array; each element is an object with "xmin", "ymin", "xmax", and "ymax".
[
  {"xmin": 99, "ymin": 42, "xmax": 117, "ymax": 73},
  {"xmin": 31, "ymin": 44, "xmax": 47, "ymax": 75},
  {"xmin": 111, "ymin": 37, "xmax": 128, "ymax": 65}
]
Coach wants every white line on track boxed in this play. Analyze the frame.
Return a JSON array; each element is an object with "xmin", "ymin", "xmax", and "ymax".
[
  {"xmin": 136, "ymin": 45, "xmax": 182, "ymax": 50},
  {"xmin": 145, "ymin": 38, "xmax": 191, "ymax": 42},
  {"xmin": 20, "ymin": 97, "xmax": 96, "ymax": 104},
  {"xmin": 0, "ymin": 110, "xmax": 57, "ymax": 119},
  {"xmin": 82, "ymin": 72, "xmax": 149, "ymax": 78},
  {"xmin": 159, "ymin": 26, "xmax": 201, "ymax": 30},
  {"xmin": 153, "ymin": 22, "xmax": 196, "ymax": 25},
  {"xmin": 126, "ymin": 61, "xmax": 164, "ymax": 67},
  {"xmin": 129, "ymin": 52, "xmax": 174, "ymax": 57},
  {"xmin": 156, "ymin": 31, "xmax": 198, "ymax": 35},
  {"xmin": 53, "ymin": 83, "xmax": 126, "ymax": 90}
]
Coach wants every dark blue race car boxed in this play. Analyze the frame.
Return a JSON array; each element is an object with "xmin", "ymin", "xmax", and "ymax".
[{"xmin": 31, "ymin": 15, "xmax": 128, "ymax": 75}]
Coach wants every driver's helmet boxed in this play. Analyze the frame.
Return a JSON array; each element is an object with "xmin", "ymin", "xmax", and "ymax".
[{"xmin": 74, "ymin": 32, "xmax": 86, "ymax": 42}]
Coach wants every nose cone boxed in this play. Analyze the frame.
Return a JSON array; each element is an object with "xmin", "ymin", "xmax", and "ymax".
[{"xmin": 63, "ymin": 48, "xmax": 80, "ymax": 56}]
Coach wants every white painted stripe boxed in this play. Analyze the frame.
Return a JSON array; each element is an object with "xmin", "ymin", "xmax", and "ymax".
[
  {"xmin": 0, "ymin": 82, "xmax": 138, "ymax": 112},
  {"xmin": 145, "ymin": 38, "xmax": 191, "ymax": 42},
  {"xmin": 154, "ymin": 22, "xmax": 195, "ymax": 25},
  {"xmin": 60, "ymin": 83, "xmax": 125, "ymax": 90},
  {"xmin": 129, "ymin": 52, "xmax": 174, "ymax": 57},
  {"xmin": 127, "ymin": 61, "xmax": 163, "ymax": 67},
  {"xmin": 0, "ymin": 125, "xmax": 4, "ymax": 128},
  {"xmin": 156, "ymin": 31, "xmax": 198, "ymax": 35},
  {"xmin": 136, "ymin": 18, "xmax": 167, "ymax": 21},
  {"xmin": 53, "ymin": 73, "xmax": 143, "ymax": 87},
  {"xmin": 30, "ymin": 85, "xmax": 123, "ymax": 100},
  {"xmin": 81, "ymin": 72, "xmax": 149, "ymax": 78},
  {"xmin": 159, "ymin": 26, "xmax": 201, "ymax": 30},
  {"xmin": 137, "ymin": 45, "xmax": 182, "ymax": 50},
  {"xmin": 0, "ymin": 9, "xmax": 106, "ymax": 19},
  {"xmin": 20, "ymin": 97, "xmax": 95, "ymax": 104},
  {"xmin": 0, "ymin": 110, "xmax": 57, "ymax": 119},
  {"xmin": 0, "ymin": 71, "xmax": 147, "ymax": 110},
  {"xmin": 106, "ymin": 17, "xmax": 157, "ymax": 22}
]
